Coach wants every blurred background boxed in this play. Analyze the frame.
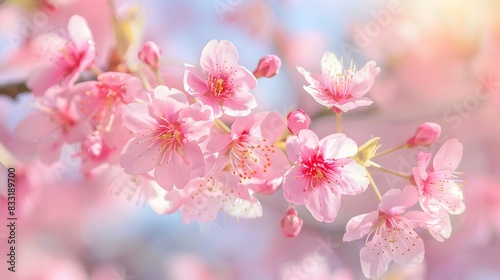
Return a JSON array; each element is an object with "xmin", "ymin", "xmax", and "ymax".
[{"xmin": 0, "ymin": 0, "xmax": 500, "ymax": 279}]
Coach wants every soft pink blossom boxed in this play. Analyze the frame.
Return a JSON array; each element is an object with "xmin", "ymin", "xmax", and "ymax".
[
  {"xmin": 253, "ymin": 54, "xmax": 281, "ymax": 78},
  {"xmin": 343, "ymin": 186, "xmax": 430, "ymax": 279},
  {"xmin": 120, "ymin": 85, "xmax": 213, "ymax": 190},
  {"xmin": 139, "ymin": 41, "xmax": 162, "ymax": 69},
  {"xmin": 27, "ymin": 15, "xmax": 96, "ymax": 96},
  {"xmin": 286, "ymin": 109, "xmax": 311, "ymax": 135},
  {"xmin": 406, "ymin": 122, "xmax": 442, "ymax": 147},
  {"xmin": 178, "ymin": 172, "xmax": 262, "ymax": 223},
  {"xmin": 297, "ymin": 51, "xmax": 380, "ymax": 113},
  {"xmin": 206, "ymin": 112, "xmax": 290, "ymax": 194},
  {"xmin": 282, "ymin": 129, "xmax": 369, "ymax": 222},
  {"xmin": 280, "ymin": 206, "xmax": 303, "ymax": 238},
  {"xmin": 184, "ymin": 40, "xmax": 258, "ymax": 117},
  {"xmin": 413, "ymin": 138, "xmax": 465, "ymax": 215}
]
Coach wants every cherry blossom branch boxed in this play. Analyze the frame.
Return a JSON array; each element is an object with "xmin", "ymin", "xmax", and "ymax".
[
  {"xmin": 366, "ymin": 160, "xmax": 412, "ymax": 180},
  {"xmin": 214, "ymin": 118, "xmax": 231, "ymax": 133},
  {"xmin": 0, "ymin": 82, "xmax": 29, "ymax": 98}
]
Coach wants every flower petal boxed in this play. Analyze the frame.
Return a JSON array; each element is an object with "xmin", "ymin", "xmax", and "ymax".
[{"xmin": 305, "ymin": 184, "xmax": 341, "ymax": 222}]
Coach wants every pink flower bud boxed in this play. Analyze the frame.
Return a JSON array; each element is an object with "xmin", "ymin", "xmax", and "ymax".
[
  {"xmin": 287, "ymin": 109, "xmax": 311, "ymax": 135},
  {"xmin": 280, "ymin": 206, "xmax": 303, "ymax": 238},
  {"xmin": 138, "ymin": 41, "xmax": 162, "ymax": 69},
  {"xmin": 253, "ymin": 55, "xmax": 281, "ymax": 78},
  {"xmin": 406, "ymin": 122, "xmax": 441, "ymax": 147}
]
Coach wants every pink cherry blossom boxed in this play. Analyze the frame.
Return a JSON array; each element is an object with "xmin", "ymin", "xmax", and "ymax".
[
  {"xmin": 27, "ymin": 15, "xmax": 96, "ymax": 97},
  {"xmin": 178, "ymin": 172, "xmax": 262, "ymax": 223},
  {"xmin": 287, "ymin": 109, "xmax": 311, "ymax": 135},
  {"xmin": 206, "ymin": 111, "xmax": 290, "ymax": 194},
  {"xmin": 282, "ymin": 129, "xmax": 369, "ymax": 222},
  {"xmin": 413, "ymin": 138, "xmax": 465, "ymax": 215},
  {"xmin": 253, "ymin": 54, "xmax": 281, "ymax": 78},
  {"xmin": 120, "ymin": 85, "xmax": 213, "ymax": 190},
  {"xmin": 14, "ymin": 95, "xmax": 91, "ymax": 164},
  {"xmin": 297, "ymin": 51, "xmax": 380, "ymax": 113},
  {"xmin": 343, "ymin": 186, "xmax": 429, "ymax": 279},
  {"xmin": 406, "ymin": 122, "xmax": 441, "ymax": 147},
  {"xmin": 280, "ymin": 206, "xmax": 303, "ymax": 238},
  {"xmin": 184, "ymin": 40, "xmax": 258, "ymax": 117}
]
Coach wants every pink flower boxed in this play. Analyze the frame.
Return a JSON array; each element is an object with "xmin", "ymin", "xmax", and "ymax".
[
  {"xmin": 14, "ymin": 95, "xmax": 91, "ymax": 164},
  {"xmin": 280, "ymin": 206, "xmax": 303, "ymax": 238},
  {"xmin": 120, "ymin": 85, "xmax": 213, "ymax": 190},
  {"xmin": 282, "ymin": 129, "xmax": 369, "ymax": 222},
  {"xmin": 297, "ymin": 52, "xmax": 380, "ymax": 113},
  {"xmin": 343, "ymin": 186, "xmax": 429, "ymax": 279},
  {"xmin": 253, "ymin": 54, "xmax": 281, "ymax": 78},
  {"xmin": 206, "ymin": 112, "xmax": 290, "ymax": 193},
  {"xmin": 286, "ymin": 109, "xmax": 311, "ymax": 135},
  {"xmin": 138, "ymin": 41, "xmax": 162, "ymax": 69},
  {"xmin": 184, "ymin": 40, "xmax": 258, "ymax": 117},
  {"xmin": 27, "ymin": 15, "xmax": 96, "ymax": 96},
  {"xmin": 178, "ymin": 172, "xmax": 262, "ymax": 223},
  {"xmin": 413, "ymin": 138, "xmax": 465, "ymax": 215},
  {"xmin": 406, "ymin": 122, "xmax": 441, "ymax": 147}
]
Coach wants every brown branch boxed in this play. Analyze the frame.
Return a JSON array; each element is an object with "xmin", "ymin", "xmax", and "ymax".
[{"xmin": 0, "ymin": 82, "xmax": 30, "ymax": 99}]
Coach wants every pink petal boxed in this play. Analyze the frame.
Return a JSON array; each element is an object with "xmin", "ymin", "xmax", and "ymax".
[
  {"xmin": 285, "ymin": 129, "xmax": 319, "ymax": 163},
  {"xmin": 39, "ymin": 139, "xmax": 63, "ymax": 164},
  {"xmin": 14, "ymin": 111, "xmax": 59, "ymax": 140},
  {"xmin": 122, "ymin": 103, "xmax": 157, "ymax": 134},
  {"xmin": 332, "ymin": 97, "xmax": 373, "ymax": 112},
  {"xmin": 432, "ymin": 138, "xmax": 463, "ymax": 171},
  {"xmin": 200, "ymin": 40, "xmax": 238, "ymax": 73},
  {"xmin": 296, "ymin": 66, "xmax": 320, "ymax": 88},
  {"xmin": 319, "ymin": 133, "xmax": 358, "ymax": 159},
  {"xmin": 335, "ymin": 161, "xmax": 369, "ymax": 195},
  {"xmin": 360, "ymin": 235, "xmax": 392, "ymax": 279},
  {"xmin": 67, "ymin": 15, "xmax": 93, "ymax": 50},
  {"xmin": 389, "ymin": 229, "xmax": 425, "ymax": 268},
  {"xmin": 184, "ymin": 64, "xmax": 208, "ymax": 96},
  {"xmin": 120, "ymin": 138, "xmax": 162, "ymax": 175},
  {"xmin": 221, "ymin": 89, "xmax": 257, "ymax": 117},
  {"xmin": 343, "ymin": 211, "xmax": 379, "ymax": 242},
  {"xmin": 414, "ymin": 152, "xmax": 431, "ymax": 182},
  {"xmin": 27, "ymin": 63, "xmax": 65, "ymax": 96},
  {"xmin": 305, "ymin": 185, "xmax": 341, "ymax": 222},
  {"xmin": 379, "ymin": 185, "xmax": 419, "ymax": 215},
  {"xmin": 155, "ymin": 152, "xmax": 191, "ymax": 191},
  {"xmin": 351, "ymin": 61, "xmax": 380, "ymax": 97},
  {"xmin": 282, "ymin": 167, "xmax": 311, "ymax": 204}
]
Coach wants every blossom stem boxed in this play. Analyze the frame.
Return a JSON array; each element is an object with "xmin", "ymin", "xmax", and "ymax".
[
  {"xmin": 364, "ymin": 167, "xmax": 382, "ymax": 201},
  {"xmin": 336, "ymin": 112, "xmax": 342, "ymax": 133},
  {"xmin": 372, "ymin": 143, "xmax": 408, "ymax": 159},
  {"xmin": 154, "ymin": 68, "xmax": 164, "ymax": 85},
  {"xmin": 214, "ymin": 118, "xmax": 231, "ymax": 134},
  {"xmin": 367, "ymin": 160, "xmax": 412, "ymax": 180}
]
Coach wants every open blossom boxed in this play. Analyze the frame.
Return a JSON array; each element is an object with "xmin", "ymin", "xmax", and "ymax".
[
  {"xmin": 27, "ymin": 15, "xmax": 96, "ymax": 96},
  {"xmin": 184, "ymin": 40, "xmax": 258, "ymax": 117},
  {"xmin": 170, "ymin": 172, "xmax": 262, "ymax": 223},
  {"xmin": 282, "ymin": 129, "xmax": 369, "ymax": 222},
  {"xmin": 14, "ymin": 95, "xmax": 91, "ymax": 164},
  {"xmin": 413, "ymin": 138, "xmax": 465, "ymax": 215},
  {"xmin": 343, "ymin": 186, "xmax": 430, "ymax": 279},
  {"xmin": 206, "ymin": 111, "xmax": 290, "ymax": 194},
  {"xmin": 297, "ymin": 51, "xmax": 380, "ymax": 113},
  {"xmin": 120, "ymin": 85, "xmax": 213, "ymax": 190}
]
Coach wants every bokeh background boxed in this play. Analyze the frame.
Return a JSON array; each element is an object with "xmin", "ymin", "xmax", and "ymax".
[{"xmin": 1, "ymin": 0, "xmax": 500, "ymax": 279}]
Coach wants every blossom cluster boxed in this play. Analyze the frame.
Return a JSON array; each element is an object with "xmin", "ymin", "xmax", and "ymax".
[{"xmin": 15, "ymin": 15, "xmax": 465, "ymax": 279}]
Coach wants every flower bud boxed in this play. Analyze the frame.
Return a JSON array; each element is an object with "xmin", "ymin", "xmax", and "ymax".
[
  {"xmin": 253, "ymin": 55, "xmax": 281, "ymax": 78},
  {"xmin": 138, "ymin": 41, "xmax": 162, "ymax": 69},
  {"xmin": 280, "ymin": 206, "xmax": 303, "ymax": 238},
  {"xmin": 406, "ymin": 122, "xmax": 441, "ymax": 147},
  {"xmin": 287, "ymin": 109, "xmax": 311, "ymax": 135}
]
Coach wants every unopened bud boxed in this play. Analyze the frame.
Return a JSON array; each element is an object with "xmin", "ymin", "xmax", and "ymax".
[
  {"xmin": 287, "ymin": 109, "xmax": 311, "ymax": 135},
  {"xmin": 138, "ymin": 41, "xmax": 162, "ymax": 69},
  {"xmin": 281, "ymin": 206, "xmax": 303, "ymax": 238},
  {"xmin": 253, "ymin": 55, "xmax": 281, "ymax": 78},
  {"xmin": 406, "ymin": 122, "xmax": 441, "ymax": 147}
]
